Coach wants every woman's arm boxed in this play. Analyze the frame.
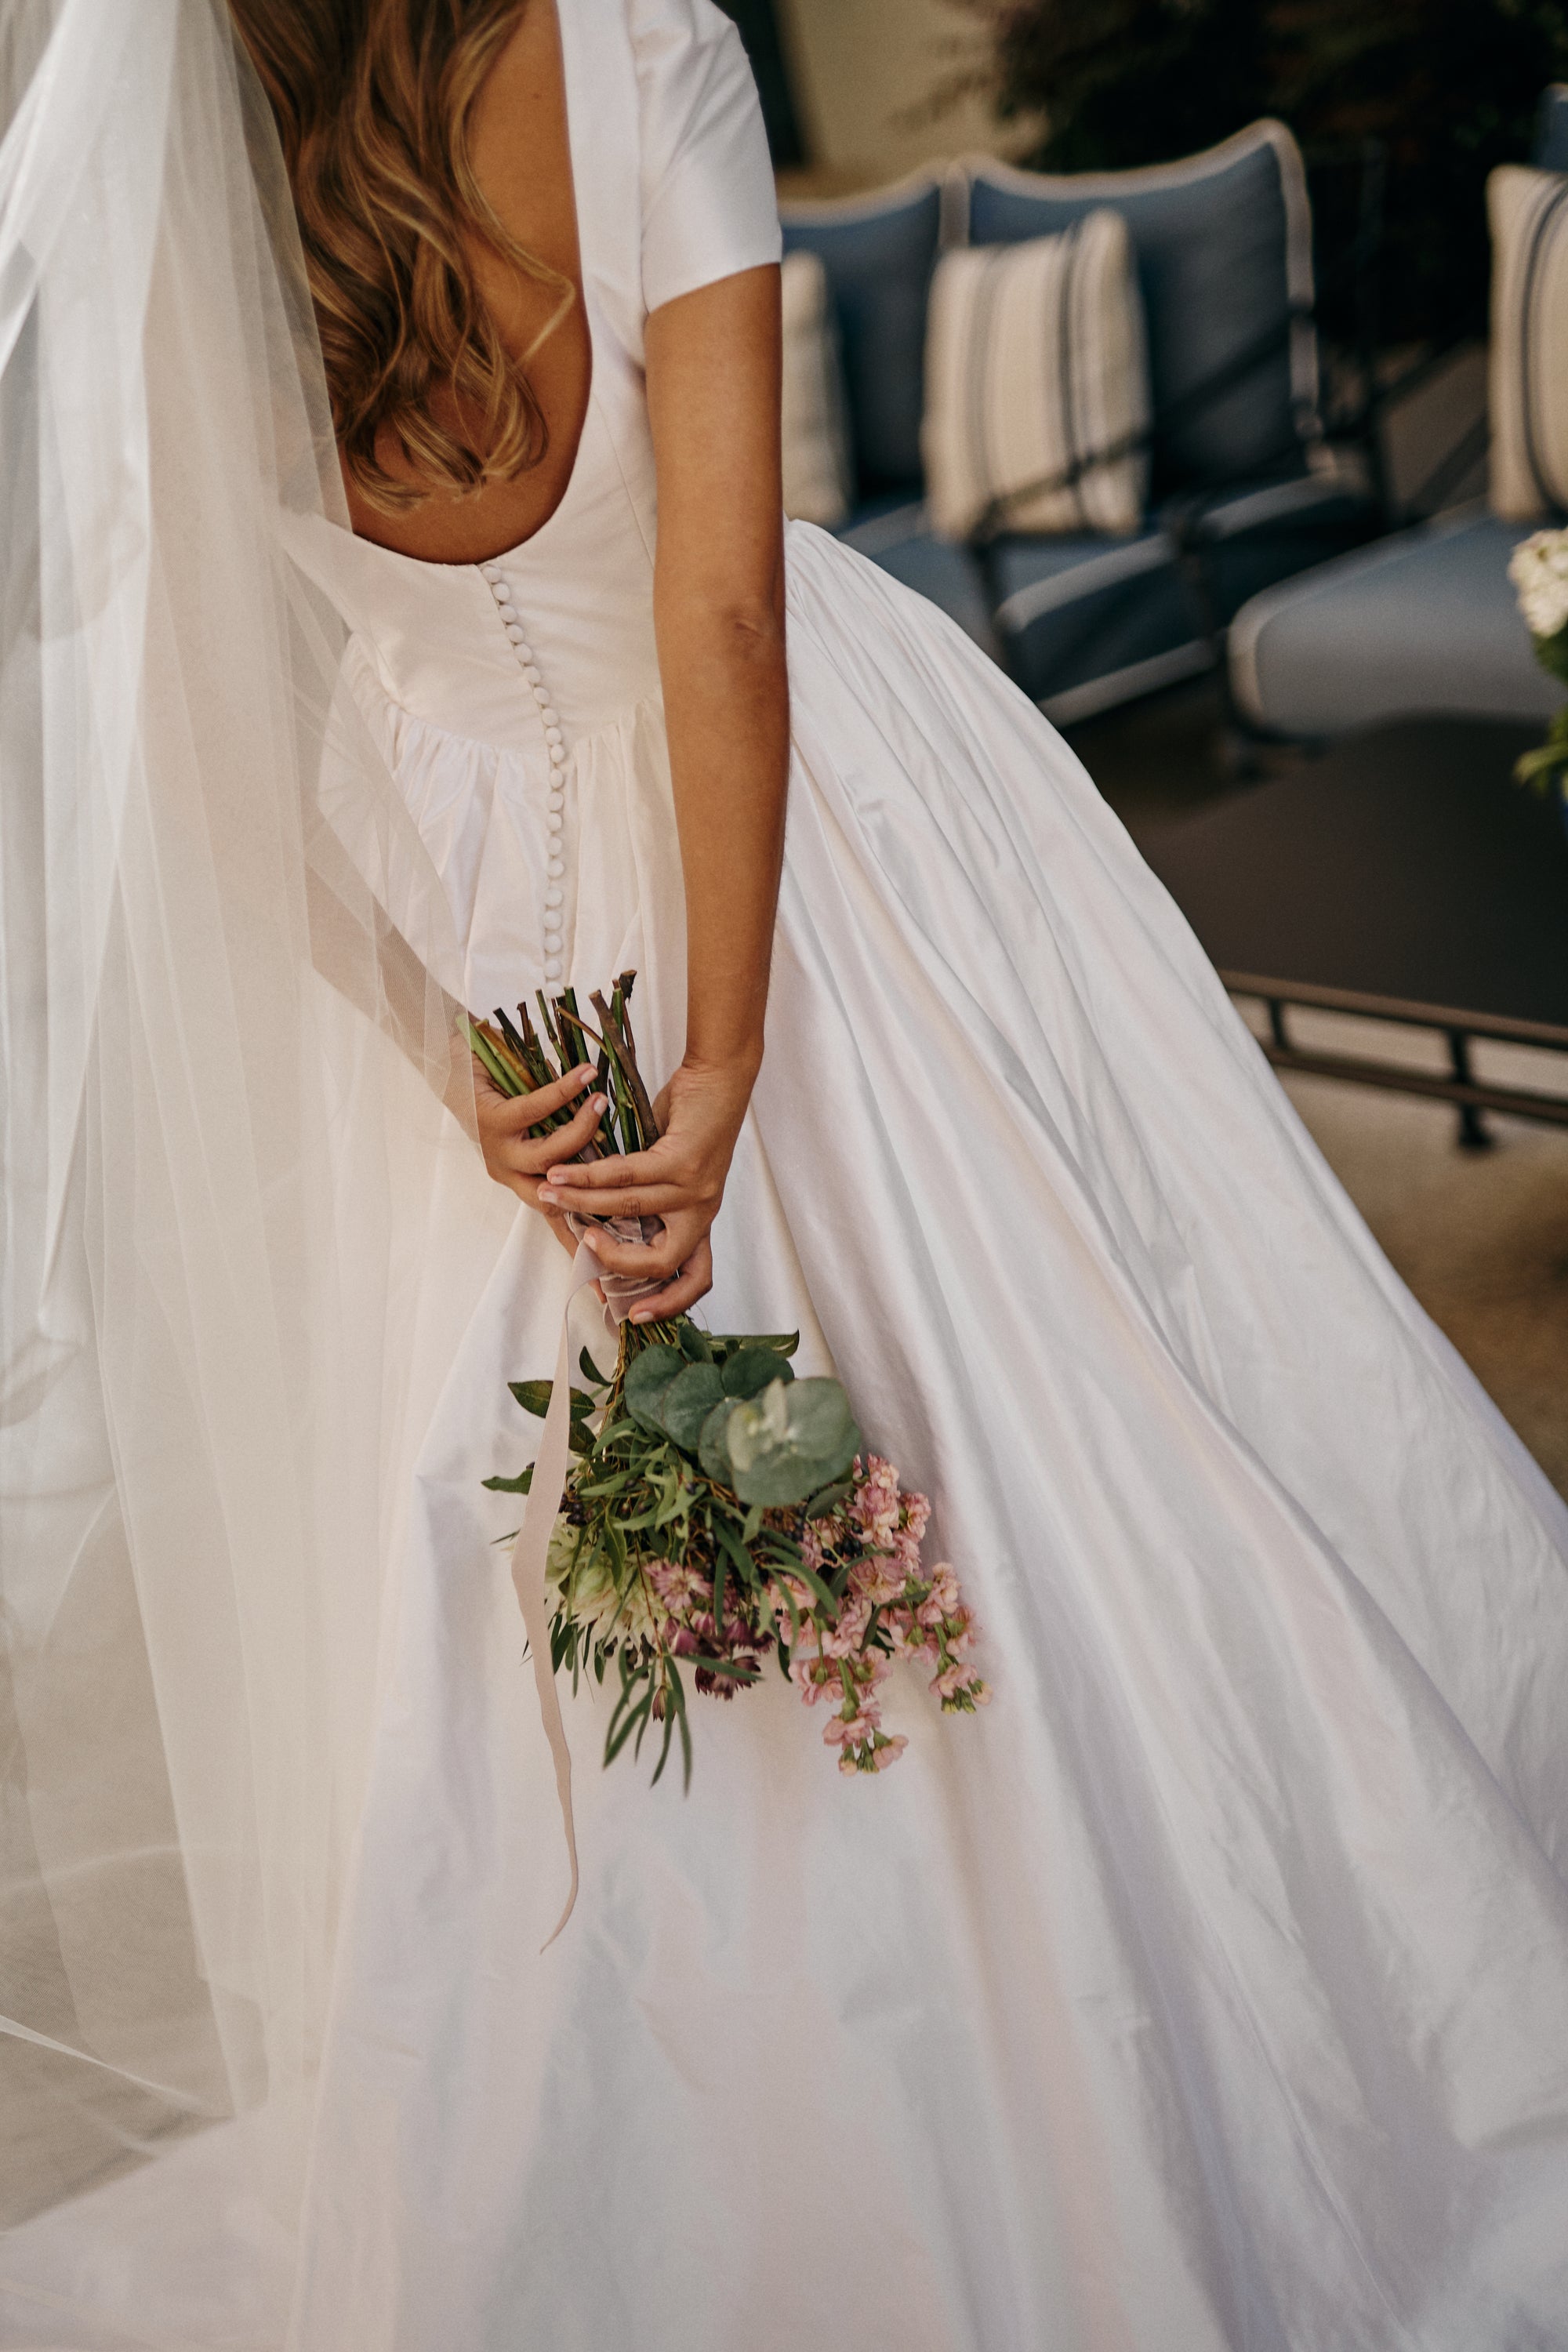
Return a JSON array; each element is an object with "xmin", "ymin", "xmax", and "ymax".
[{"xmin": 536, "ymin": 262, "xmax": 789, "ymax": 1316}]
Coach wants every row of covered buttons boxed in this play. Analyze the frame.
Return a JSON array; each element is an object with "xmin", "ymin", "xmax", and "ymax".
[{"xmin": 481, "ymin": 560, "xmax": 569, "ymax": 982}]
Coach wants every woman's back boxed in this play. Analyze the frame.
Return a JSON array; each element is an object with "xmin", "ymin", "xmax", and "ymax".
[
  {"xmin": 339, "ymin": 0, "xmax": 593, "ymax": 562},
  {"xmin": 284, "ymin": 0, "xmax": 781, "ymax": 1015}
]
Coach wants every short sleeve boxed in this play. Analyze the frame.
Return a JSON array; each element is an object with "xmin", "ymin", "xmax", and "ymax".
[{"xmin": 631, "ymin": 0, "xmax": 782, "ymax": 314}]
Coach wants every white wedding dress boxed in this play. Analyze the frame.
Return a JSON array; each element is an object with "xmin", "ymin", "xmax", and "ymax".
[{"xmin": 6, "ymin": 2, "xmax": 1568, "ymax": 2347}]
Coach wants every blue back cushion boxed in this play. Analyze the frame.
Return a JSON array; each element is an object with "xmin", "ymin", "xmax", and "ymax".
[
  {"xmin": 780, "ymin": 180, "xmax": 942, "ymax": 499},
  {"xmin": 967, "ymin": 125, "xmax": 1314, "ymax": 497},
  {"xmin": 1534, "ymin": 87, "xmax": 1568, "ymax": 172}
]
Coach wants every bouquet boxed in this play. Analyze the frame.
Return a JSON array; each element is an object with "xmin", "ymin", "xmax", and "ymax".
[
  {"xmin": 1508, "ymin": 528, "xmax": 1568, "ymax": 797},
  {"xmin": 466, "ymin": 975, "xmax": 988, "ymax": 1794}
]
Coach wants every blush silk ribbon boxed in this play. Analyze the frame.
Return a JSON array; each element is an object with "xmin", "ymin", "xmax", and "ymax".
[{"xmin": 508, "ymin": 1218, "xmax": 662, "ymax": 1949}]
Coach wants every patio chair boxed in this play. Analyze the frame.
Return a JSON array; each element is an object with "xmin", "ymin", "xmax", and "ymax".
[
  {"xmin": 779, "ymin": 173, "xmax": 1004, "ymax": 659},
  {"xmin": 781, "ymin": 123, "xmax": 1381, "ymax": 724},
  {"xmin": 1226, "ymin": 95, "xmax": 1568, "ymax": 742},
  {"xmin": 1535, "ymin": 84, "xmax": 1568, "ymax": 172}
]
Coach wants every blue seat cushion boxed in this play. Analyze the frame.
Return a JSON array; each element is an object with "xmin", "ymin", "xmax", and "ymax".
[
  {"xmin": 992, "ymin": 469, "xmax": 1377, "ymax": 722},
  {"xmin": 1229, "ymin": 506, "xmax": 1563, "ymax": 738},
  {"xmin": 829, "ymin": 475, "xmax": 1376, "ymax": 726},
  {"xmin": 990, "ymin": 529, "xmax": 1203, "ymax": 722},
  {"xmin": 1534, "ymin": 85, "xmax": 1568, "ymax": 171},
  {"xmin": 780, "ymin": 179, "xmax": 942, "ymax": 501},
  {"xmin": 834, "ymin": 498, "xmax": 999, "ymax": 660},
  {"xmin": 965, "ymin": 125, "xmax": 1316, "ymax": 499}
]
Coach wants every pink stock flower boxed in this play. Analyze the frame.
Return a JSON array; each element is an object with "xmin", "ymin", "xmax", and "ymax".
[
  {"xmin": 887, "ymin": 1613, "xmax": 939, "ymax": 1666},
  {"xmin": 851, "ymin": 1555, "xmax": 906, "ymax": 1606},
  {"xmin": 819, "ymin": 1595, "xmax": 872, "ymax": 1657},
  {"xmin": 824, "ymin": 1712, "xmax": 879, "ymax": 1748},
  {"xmin": 771, "ymin": 1573, "xmax": 816, "ymax": 1638},
  {"xmin": 622, "ymin": 1447, "xmax": 985, "ymax": 1777},
  {"xmin": 790, "ymin": 1654, "xmax": 833, "ymax": 1704},
  {"xmin": 850, "ymin": 1455, "xmax": 902, "ymax": 1548}
]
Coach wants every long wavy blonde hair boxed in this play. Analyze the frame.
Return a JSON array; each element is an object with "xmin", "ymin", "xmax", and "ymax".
[{"xmin": 229, "ymin": 0, "xmax": 575, "ymax": 513}]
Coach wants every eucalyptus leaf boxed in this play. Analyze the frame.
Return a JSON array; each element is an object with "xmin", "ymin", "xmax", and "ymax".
[
  {"xmin": 724, "ymin": 1375, "xmax": 860, "ymax": 1508},
  {"xmin": 698, "ymin": 1399, "xmax": 735, "ymax": 1487},
  {"xmin": 677, "ymin": 1323, "xmax": 713, "ymax": 1363},
  {"xmin": 659, "ymin": 1362, "xmax": 725, "ymax": 1451},
  {"xmin": 722, "ymin": 1346, "xmax": 796, "ymax": 1400},
  {"xmin": 730, "ymin": 1443, "xmax": 858, "ymax": 1509},
  {"xmin": 623, "ymin": 1345, "xmax": 684, "ymax": 1431},
  {"xmin": 777, "ymin": 1377, "xmax": 856, "ymax": 1459},
  {"xmin": 725, "ymin": 1376, "xmax": 855, "ymax": 1472},
  {"xmin": 708, "ymin": 1330, "xmax": 799, "ymax": 1358},
  {"xmin": 481, "ymin": 1467, "xmax": 533, "ymax": 1494}
]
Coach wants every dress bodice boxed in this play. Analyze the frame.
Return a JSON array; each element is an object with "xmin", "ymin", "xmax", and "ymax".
[{"xmin": 285, "ymin": 0, "xmax": 780, "ymax": 1007}]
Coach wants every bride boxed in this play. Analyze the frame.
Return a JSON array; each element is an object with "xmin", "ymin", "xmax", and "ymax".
[{"xmin": 3, "ymin": 0, "xmax": 1568, "ymax": 2345}]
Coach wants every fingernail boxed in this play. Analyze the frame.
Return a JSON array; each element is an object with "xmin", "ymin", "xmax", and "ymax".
[
  {"xmin": 574, "ymin": 1065, "xmax": 593, "ymax": 1087},
  {"xmin": 538, "ymin": 1189, "xmax": 557, "ymax": 1207},
  {"xmin": 630, "ymin": 1308, "xmax": 652, "ymax": 1323},
  {"xmin": 590, "ymin": 1095, "xmax": 607, "ymax": 1114}
]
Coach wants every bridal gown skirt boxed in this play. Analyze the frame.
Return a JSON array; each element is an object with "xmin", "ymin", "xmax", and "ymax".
[
  {"xmin": 11, "ymin": 526, "xmax": 1568, "ymax": 2352},
  {"xmin": 275, "ymin": 528, "xmax": 1568, "ymax": 2351}
]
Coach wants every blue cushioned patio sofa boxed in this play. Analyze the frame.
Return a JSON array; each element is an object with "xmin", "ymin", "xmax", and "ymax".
[
  {"xmin": 1227, "ymin": 88, "xmax": 1568, "ymax": 741},
  {"xmin": 780, "ymin": 123, "xmax": 1381, "ymax": 724}
]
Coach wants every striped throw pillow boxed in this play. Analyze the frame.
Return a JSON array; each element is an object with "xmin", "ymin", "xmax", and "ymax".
[
  {"xmin": 780, "ymin": 250, "xmax": 853, "ymax": 529},
  {"xmin": 923, "ymin": 209, "xmax": 1151, "ymax": 543},
  {"xmin": 1489, "ymin": 165, "xmax": 1568, "ymax": 521}
]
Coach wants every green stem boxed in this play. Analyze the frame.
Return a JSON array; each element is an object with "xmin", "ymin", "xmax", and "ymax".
[{"xmin": 464, "ymin": 1018, "xmax": 520, "ymax": 1098}]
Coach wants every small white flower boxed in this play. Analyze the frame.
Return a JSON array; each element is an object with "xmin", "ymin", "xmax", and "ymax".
[
  {"xmin": 547, "ymin": 1517, "xmax": 657, "ymax": 1643},
  {"xmin": 1510, "ymin": 530, "xmax": 1568, "ymax": 640},
  {"xmin": 726, "ymin": 1377, "xmax": 792, "ymax": 1473}
]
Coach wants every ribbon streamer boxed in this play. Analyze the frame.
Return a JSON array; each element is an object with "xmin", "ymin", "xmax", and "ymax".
[{"xmin": 508, "ymin": 1218, "xmax": 663, "ymax": 1948}]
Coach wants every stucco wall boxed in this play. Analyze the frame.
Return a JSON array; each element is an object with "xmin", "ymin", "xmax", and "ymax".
[{"xmin": 775, "ymin": 0, "xmax": 1022, "ymax": 186}]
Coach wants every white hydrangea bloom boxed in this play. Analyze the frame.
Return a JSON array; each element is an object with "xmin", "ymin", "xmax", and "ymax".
[
  {"xmin": 1508, "ymin": 528, "xmax": 1568, "ymax": 641},
  {"xmin": 546, "ymin": 1516, "xmax": 659, "ymax": 1645}
]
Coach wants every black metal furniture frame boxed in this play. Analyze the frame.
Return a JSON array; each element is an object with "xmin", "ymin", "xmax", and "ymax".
[{"xmin": 1226, "ymin": 975, "xmax": 1568, "ymax": 1148}]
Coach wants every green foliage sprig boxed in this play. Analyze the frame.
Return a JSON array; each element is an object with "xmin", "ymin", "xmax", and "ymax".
[{"xmin": 489, "ymin": 1318, "xmax": 868, "ymax": 1788}]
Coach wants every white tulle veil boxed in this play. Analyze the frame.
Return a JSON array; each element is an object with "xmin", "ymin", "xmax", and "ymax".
[{"xmin": 0, "ymin": 0, "xmax": 492, "ymax": 2302}]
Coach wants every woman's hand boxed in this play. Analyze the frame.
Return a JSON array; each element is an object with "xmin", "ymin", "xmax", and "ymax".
[
  {"xmin": 474, "ymin": 1056, "xmax": 607, "ymax": 1257},
  {"xmin": 535, "ymin": 1054, "xmax": 757, "ymax": 1320}
]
